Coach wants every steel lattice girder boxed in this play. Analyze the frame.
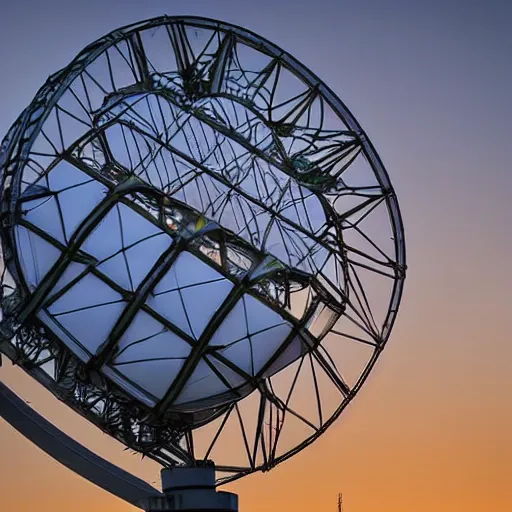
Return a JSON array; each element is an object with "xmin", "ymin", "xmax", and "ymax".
[{"xmin": 0, "ymin": 16, "xmax": 406, "ymax": 484}]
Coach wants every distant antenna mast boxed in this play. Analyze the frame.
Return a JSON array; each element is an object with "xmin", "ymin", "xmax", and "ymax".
[{"xmin": 338, "ymin": 492, "xmax": 343, "ymax": 512}]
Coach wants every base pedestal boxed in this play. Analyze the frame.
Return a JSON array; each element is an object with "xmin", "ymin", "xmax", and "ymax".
[{"xmin": 140, "ymin": 464, "xmax": 238, "ymax": 512}]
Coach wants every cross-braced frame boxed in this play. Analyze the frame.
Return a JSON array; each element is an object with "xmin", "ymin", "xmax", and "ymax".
[{"xmin": 0, "ymin": 16, "xmax": 406, "ymax": 484}]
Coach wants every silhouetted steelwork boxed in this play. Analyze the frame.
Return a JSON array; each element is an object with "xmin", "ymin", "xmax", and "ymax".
[
  {"xmin": 0, "ymin": 16, "xmax": 406, "ymax": 486},
  {"xmin": 0, "ymin": 381, "xmax": 162, "ymax": 508}
]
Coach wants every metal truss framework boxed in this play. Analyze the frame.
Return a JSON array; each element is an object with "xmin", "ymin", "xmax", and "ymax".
[{"xmin": 0, "ymin": 16, "xmax": 406, "ymax": 484}]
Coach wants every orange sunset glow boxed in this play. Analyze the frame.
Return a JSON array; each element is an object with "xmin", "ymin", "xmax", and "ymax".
[{"xmin": 0, "ymin": 2, "xmax": 511, "ymax": 512}]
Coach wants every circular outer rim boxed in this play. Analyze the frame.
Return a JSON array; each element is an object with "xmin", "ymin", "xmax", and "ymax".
[{"xmin": 0, "ymin": 15, "xmax": 406, "ymax": 485}]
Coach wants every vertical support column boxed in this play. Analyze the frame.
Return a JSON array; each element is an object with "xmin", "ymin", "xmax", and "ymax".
[{"xmin": 141, "ymin": 462, "xmax": 238, "ymax": 512}]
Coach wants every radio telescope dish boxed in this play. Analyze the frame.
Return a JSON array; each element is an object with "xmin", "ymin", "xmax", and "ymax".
[{"xmin": 0, "ymin": 15, "xmax": 405, "ymax": 494}]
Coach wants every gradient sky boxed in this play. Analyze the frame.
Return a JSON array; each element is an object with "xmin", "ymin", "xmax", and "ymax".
[{"xmin": 0, "ymin": 1, "xmax": 511, "ymax": 511}]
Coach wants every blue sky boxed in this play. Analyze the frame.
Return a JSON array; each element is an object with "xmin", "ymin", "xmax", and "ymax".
[{"xmin": 0, "ymin": 2, "xmax": 511, "ymax": 511}]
